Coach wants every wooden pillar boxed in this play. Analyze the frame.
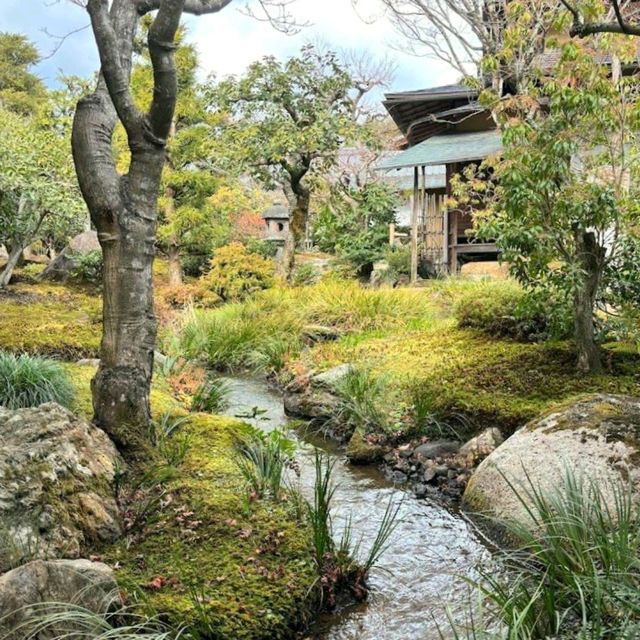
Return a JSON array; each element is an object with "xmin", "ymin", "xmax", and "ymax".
[
  {"xmin": 411, "ymin": 166, "xmax": 419, "ymax": 284},
  {"xmin": 389, "ymin": 223, "xmax": 395, "ymax": 247},
  {"xmin": 420, "ymin": 165, "xmax": 426, "ymax": 259},
  {"xmin": 442, "ymin": 206, "xmax": 449, "ymax": 273}
]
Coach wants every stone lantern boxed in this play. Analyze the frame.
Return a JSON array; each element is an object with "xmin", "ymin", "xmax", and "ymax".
[{"xmin": 262, "ymin": 203, "xmax": 290, "ymax": 248}]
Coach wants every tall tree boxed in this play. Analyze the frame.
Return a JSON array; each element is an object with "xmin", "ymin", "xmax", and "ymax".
[
  {"xmin": 0, "ymin": 32, "xmax": 46, "ymax": 115},
  {"xmin": 558, "ymin": 0, "xmax": 640, "ymax": 37},
  {"xmin": 376, "ymin": 0, "xmax": 560, "ymax": 93},
  {"xmin": 452, "ymin": 43, "xmax": 640, "ymax": 372},
  {"xmin": 210, "ymin": 46, "xmax": 385, "ymax": 276},
  {"xmin": 72, "ymin": 0, "xmax": 290, "ymax": 452},
  {"xmin": 121, "ymin": 20, "xmax": 222, "ymax": 285}
]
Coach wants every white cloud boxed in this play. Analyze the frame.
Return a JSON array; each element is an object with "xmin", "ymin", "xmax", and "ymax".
[
  {"xmin": 10, "ymin": 0, "xmax": 458, "ymax": 95},
  {"xmin": 187, "ymin": 0, "xmax": 458, "ymax": 92}
]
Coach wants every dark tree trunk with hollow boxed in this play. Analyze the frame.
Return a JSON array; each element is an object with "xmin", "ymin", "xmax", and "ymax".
[{"xmin": 573, "ymin": 230, "xmax": 605, "ymax": 374}]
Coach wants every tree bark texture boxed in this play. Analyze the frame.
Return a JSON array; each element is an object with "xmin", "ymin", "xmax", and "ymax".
[
  {"xmin": 72, "ymin": 0, "xmax": 184, "ymax": 452},
  {"xmin": 167, "ymin": 243, "xmax": 183, "ymax": 286},
  {"xmin": 282, "ymin": 181, "xmax": 309, "ymax": 280},
  {"xmin": 573, "ymin": 230, "xmax": 605, "ymax": 373}
]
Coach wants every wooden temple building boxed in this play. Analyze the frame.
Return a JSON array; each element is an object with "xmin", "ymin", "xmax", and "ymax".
[{"xmin": 379, "ymin": 84, "xmax": 502, "ymax": 278}]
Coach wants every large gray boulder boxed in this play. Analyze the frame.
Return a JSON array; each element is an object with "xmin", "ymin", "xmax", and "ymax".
[
  {"xmin": 0, "ymin": 559, "xmax": 117, "ymax": 639},
  {"xmin": 40, "ymin": 230, "xmax": 100, "ymax": 281},
  {"xmin": 0, "ymin": 403, "xmax": 121, "ymax": 571},
  {"xmin": 463, "ymin": 394, "xmax": 640, "ymax": 532}
]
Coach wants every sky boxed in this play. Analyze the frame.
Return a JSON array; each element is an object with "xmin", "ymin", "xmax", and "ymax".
[{"xmin": 0, "ymin": 0, "xmax": 458, "ymax": 97}]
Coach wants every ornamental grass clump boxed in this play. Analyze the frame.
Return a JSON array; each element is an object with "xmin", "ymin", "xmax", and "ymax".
[
  {"xmin": 0, "ymin": 351, "xmax": 74, "ymax": 409},
  {"xmin": 447, "ymin": 470, "xmax": 640, "ymax": 639},
  {"xmin": 5, "ymin": 602, "xmax": 184, "ymax": 640},
  {"xmin": 334, "ymin": 367, "xmax": 391, "ymax": 435},
  {"xmin": 306, "ymin": 450, "xmax": 401, "ymax": 608},
  {"xmin": 233, "ymin": 424, "xmax": 296, "ymax": 500}
]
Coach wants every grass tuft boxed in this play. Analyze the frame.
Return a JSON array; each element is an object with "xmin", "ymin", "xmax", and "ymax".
[
  {"xmin": 0, "ymin": 351, "xmax": 75, "ymax": 409},
  {"xmin": 451, "ymin": 469, "xmax": 640, "ymax": 639}
]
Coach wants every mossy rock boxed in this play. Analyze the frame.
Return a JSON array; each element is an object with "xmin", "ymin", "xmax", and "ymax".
[
  {"xmin": 346, "ymin": 429, "xmax": 386, "ymax": 465},
  {"xmin": 463, "ymin": 394, "xmax": 640, "ymax": 538},
  {"xmin": 0, "ymin": 403, "xmax": 121, "ymax": 571},
  {"xmin": 102, "ymin": 414, "xmax": 316, "ymax": 639}
]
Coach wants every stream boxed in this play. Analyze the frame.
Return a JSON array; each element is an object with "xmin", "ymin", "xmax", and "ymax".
[{"xmin": 222, "ymin": 376, "xmax": 492, "ymax": 640}]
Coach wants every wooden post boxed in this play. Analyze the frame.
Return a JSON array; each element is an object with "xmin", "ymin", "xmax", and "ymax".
[
  {"xmin": 389, "ymin": 223, "xmax": 395, "ymax": 247},
  {"xmin": 411, "ymin": 165, "xmax": 419, "ymax": 284},
  {"xmin": 442, "ymin": 206, "xmax": 449, "ymax": 274},
  {"xmin": 420, "ymin": 165, "xmax": 426, "ymax": 260}
]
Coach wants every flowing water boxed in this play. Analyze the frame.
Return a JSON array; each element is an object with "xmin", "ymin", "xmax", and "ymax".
[{"xmin": 222, "ymin": 376, "xmax": 492, "ymax": 640}]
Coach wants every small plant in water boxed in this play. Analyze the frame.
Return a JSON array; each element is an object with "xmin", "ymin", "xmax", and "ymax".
[
  {"xmin": 191, "ymin": 375, "xmax": 231, "ymax": 413},
  {"xmin": 233, "ymin": 424, "xmax": 296, "ymax": 500},
  {"xmin": 307, "ymin": 449, "xmax": 401, "ymax": 608}
]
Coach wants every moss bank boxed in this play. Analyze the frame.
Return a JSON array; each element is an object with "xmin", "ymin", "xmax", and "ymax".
[
  {"xmin": 0, "ymin": 283, "xmax": 101, "ymax": 358},
  {"xmin": 104, "ymin": 414, "xmax": 316, "ymax": 639},
  {"xmin": 304, "ymin": 321, "xmax": 640, "ymax": 435},
  {"xmin": 66, "ymin": 363, "xmax": 316, "ymax": 639}
]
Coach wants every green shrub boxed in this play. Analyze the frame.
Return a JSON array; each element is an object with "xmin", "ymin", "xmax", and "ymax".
[
  {"xmin": 0, "ymin": 351, "xmax": 75, "ymax": 409},
  {"xmin": 202, "ymin": 243, "xmax": 275, "ymax": 302},
  {"xmin": 70, "ymin": 250, "xmax": 103, "ymax": 284},
  {"xmin": 384, "ymin": 246, "xmax": 411, "ymax": 279},
  {"xmin": 245, "ymin": 237, "xmax": 278, "ymax": 259},
  {"xmin": 181, "ymin": 251, "xmax": 209, "ymax": 278},
  {"xmin": 454, "ymin": 282, "xmax": 569, "ymax": 342},
  {"xmin": 292, "ymin": 262, "xmax": 320, "ymax": 287}
]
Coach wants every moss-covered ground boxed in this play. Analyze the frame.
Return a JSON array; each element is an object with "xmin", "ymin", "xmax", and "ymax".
[
  {"xmin": 177, "ymin": 278, "xmax": 640, "ymax": 437},
  {"xmin": 303, "ymin": 320, "xmax": 640, "ymax": 435},
  {"xmin": 0, "ymin": 268, "xmax": 318, "ymax": 639},
  {"xmin": 0, "ymin": 282, "xmax": 101, "ymax": 358},
  {"xmin": 62, "ymin": 361, "xmax": 317, "ymax": 639}
]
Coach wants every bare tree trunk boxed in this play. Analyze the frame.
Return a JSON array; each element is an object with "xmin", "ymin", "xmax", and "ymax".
[
  {"xmin": 0, "ymin": 243, "xmax": 23, "ymax": 288},
  {"xmin": 72, "ymin": 0, "xmax": 179, "ymax": 452},
  {"xmin": 282, "ymin": 184, "xmax": 309, "ymax": 280},
  {"xmin": 167, "ymin": 242, "xmax": 183, "ymax": 286},
  {"xmin": 0, "ymin": 198, "xmax": 46, "ymax": 288},
  {"xmin": 573, "ymin": 231, "xmax": 604, "ymax": 373}
]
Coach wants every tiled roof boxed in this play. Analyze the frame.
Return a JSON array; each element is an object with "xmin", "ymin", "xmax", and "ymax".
[
  {"xmin": 380, "ymin": 163, "xmax": 446, "ymax": 190},
  {"xmin": 377, "ymin": 130, "xmax": 502, "ymax": 170},
  {"xmin": 384, "ymin": 84, "xmax": 477, "ymax": 103}
]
